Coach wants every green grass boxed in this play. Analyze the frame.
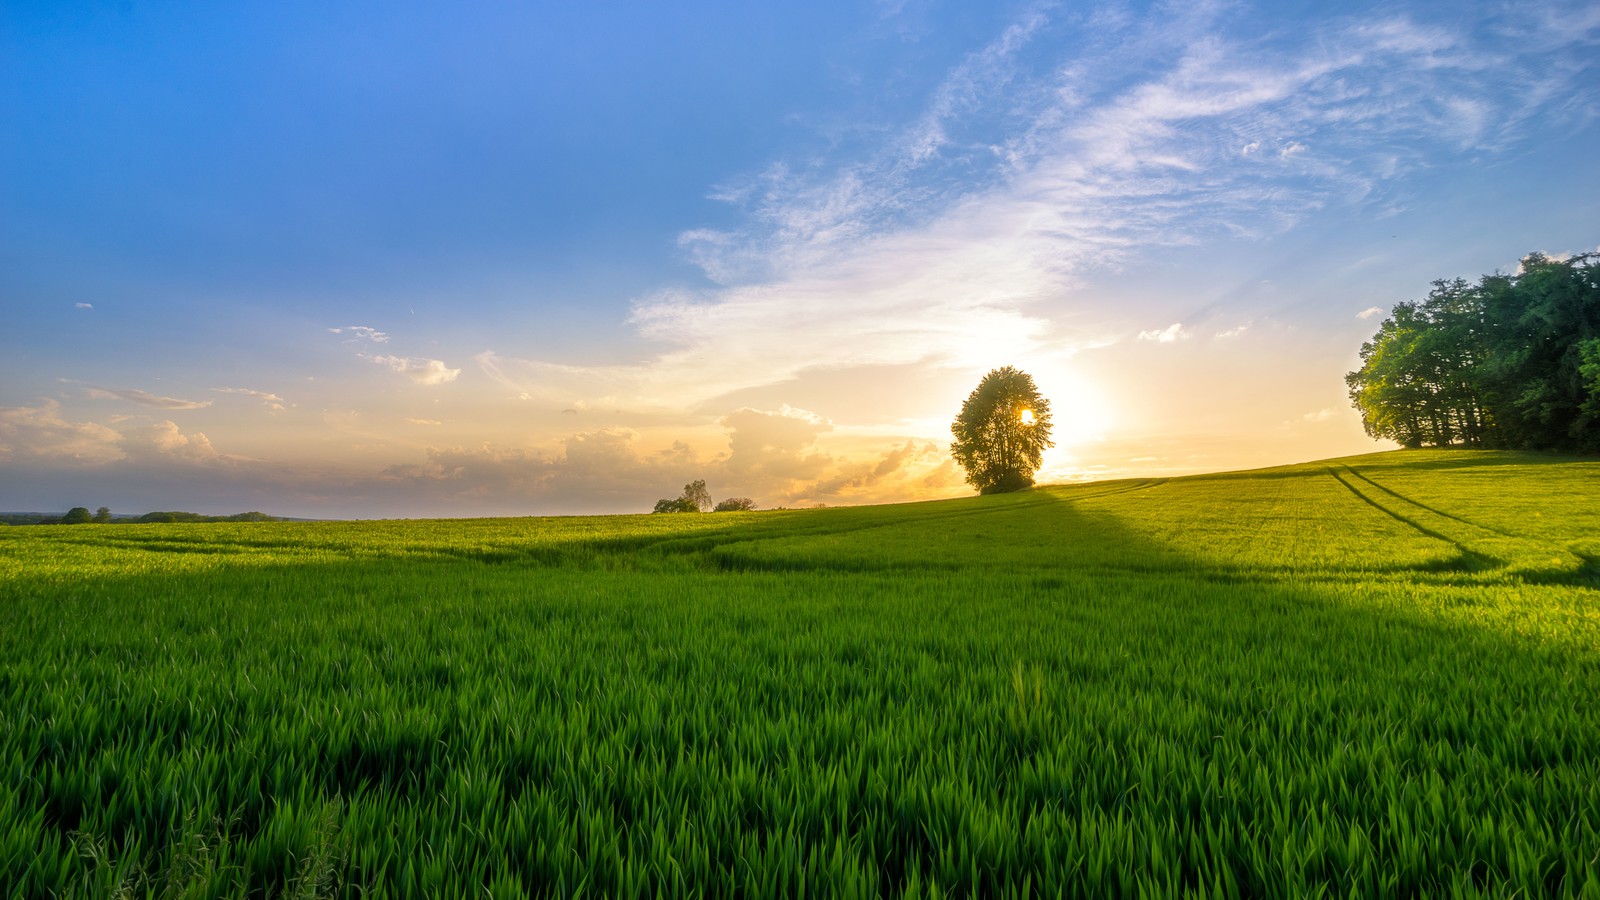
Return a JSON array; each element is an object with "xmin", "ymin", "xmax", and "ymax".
[{"xmin": 2, "ymin": 448, "xmax": 1598, "ymax": 898}]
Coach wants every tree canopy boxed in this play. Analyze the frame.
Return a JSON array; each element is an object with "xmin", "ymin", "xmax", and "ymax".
[
  {"xmin": 652, "ymin": 480, "xmax": 713, "ymax": 513},
  {"xmin": 1346, "ymin": 252, "xmax": 1600, "ymax": 452},
  {"xmin": 950, "ymin": 366, "xmax": 1054, "ymax": 494}
]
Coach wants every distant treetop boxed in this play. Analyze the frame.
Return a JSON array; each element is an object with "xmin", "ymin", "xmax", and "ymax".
[{"xmin": 1346, "ymin": 252, "xmax": 1600, "ymax": 452}]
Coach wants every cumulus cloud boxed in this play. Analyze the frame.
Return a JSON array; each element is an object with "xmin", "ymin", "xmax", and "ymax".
[
  {"xmin": 0, "ymin": 403, "xmax": 245, "ymax": 468},
  {"xmin": 213, "ymin": 387, "xmax": 288, "ymax": 412},
  {"xmin": 365, "ymin": 354, "xmax": 461, "ymax": 385},
  {"xmin": 1357, "ymin": 306, "xmax": 1385, "ymax": 319},
  {"xmin": 0, "ymin": 400, "xmax": 124, "ymax": 465},
  {"xmin": 123, "ymin": 420, "xmax": 224, "ymax": 463},
  {"xmin": 1139, "ymin": 323, "xmax": 1188, "ymax": 343},
  {"xmin": 372, "ymin": 409, "xmax": 958, "ymax": 513},
  {"xmin": 329, "ymin": 325, "xmax": 389, "ymax": 343},
  {"xmin": 380, "ymin": 427, "xmax": 700, "ymax": 508},
  {"xmin": 720, "ymin": 405, "xmax": 835, "ymax": 482},
  {"xmin": 806, "ymin": 439, "xmax": 944, "ymax": 498},
  {"xmin": 86, "ymin": 386, "xmax": 213, "ymax": 410}
]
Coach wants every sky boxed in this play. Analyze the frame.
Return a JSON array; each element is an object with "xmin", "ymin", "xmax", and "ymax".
[{"xmin": 2, "ymin": 0, "xmax": 1598, "ymax": 518}]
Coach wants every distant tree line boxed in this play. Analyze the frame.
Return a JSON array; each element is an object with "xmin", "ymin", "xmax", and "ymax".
[
  {"xmin": 1346, "ymin": 252, "xmax": 1600, "ymax": 452},
  {"xmin": 651, "ymin": 480, "xmax": 757, "ymax": 513},
  {"xmin": 1, "ymin": 508, "xmax": 279, "ymax": 526}
]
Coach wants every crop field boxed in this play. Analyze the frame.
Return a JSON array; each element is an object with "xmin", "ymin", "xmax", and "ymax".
[{"xmin": 2, "ymin": 449, "xmax": 1599, "ymax": 898}]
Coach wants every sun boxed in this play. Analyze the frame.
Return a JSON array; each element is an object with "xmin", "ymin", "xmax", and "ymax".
[{"xmin": 1018, "ymin": 408, "xmax": 1036, "ymax": 425}]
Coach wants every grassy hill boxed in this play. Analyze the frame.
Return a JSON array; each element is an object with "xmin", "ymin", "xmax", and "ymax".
[{"xmin": 2, "ymin": 449, "xmax": 1597, "ymax": 897}]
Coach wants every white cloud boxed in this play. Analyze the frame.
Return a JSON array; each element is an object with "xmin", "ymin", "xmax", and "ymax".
[
  {"xmin": 213, "ymin": 387, "xmax": 288, "ymax": 412},
  {"xmin": 404, "ymin": 418, "xmax": 443, "ymax": 426},
  {"xmin": 329, "ymin": 325, "xmax": 389, "ymax": 343},
  {"xmin": 1139, "ymin": 323, "xmax": 1188, "ymax": 343},
  {"xmin": 75, "ymin": 302, "xmax": 93, "ymax": 310},
  {"xmin": 1357, "ymin": 305, "xmax": 1385, "ymax": 319},
  {"xmin": 0, "ymin": 400, "xmax": 124, "ymax": 465},
  {"xmin": 86, "ymin": 386, "xmax": 213, "ymax": 410},
  {"xmin": 720, "ymin": 406, "xmax": 835, "ymax": 482},
  {"xmin": 365, "ymin": 355, "xmax": 461, "ymax": 386},
  {"xmin": 1215, "ymin": 323, "xmax": 1250, "ymax": 339},
  {"xmin": 0, "ymin": 403, "xmax": 245, "ymax": 468},
  {"xmin": 478, "ymin": 5, "xmax": 1594, "ymax": 419},
  {"xmin": 125, "ymin": 421, "xmax": 223, "ymax": 463}
]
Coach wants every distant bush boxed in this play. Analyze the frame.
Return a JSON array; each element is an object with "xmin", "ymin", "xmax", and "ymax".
[
  {"xmin": 137, "ymin": 511, "xmax": 279, "ymax": 523},
  {"xmin": 652, "ymin": 480, "xmax": 712, "ymax": 513},
  {"xmin": 713, "ymin": 497, "xmax": 757, "ymax": 512}
]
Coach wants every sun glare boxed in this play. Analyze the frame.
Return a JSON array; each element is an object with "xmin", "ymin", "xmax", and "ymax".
[{"xmin": 1019, "ymin": 409, "xmax": 1036, "ymax": 425}]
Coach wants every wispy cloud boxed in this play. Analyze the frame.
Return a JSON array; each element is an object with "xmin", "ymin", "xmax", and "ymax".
[
  {"xmin": 404, "ymin": 418, "xmax": 443, "ymax": 426},
  {"xmin": 365, "ymin": 354, "xmax": 461, "ymax": 386},
  {"xmin": 1357, "ymin": 305, "xmax": 1385, "ymax": 319},
  {"xmin": 75, "ymin": 302, "xmax": 93, "ymax": 310},
  {"xmin": 481, "ymin": 4, "xmax": 1597, "ymax": 418},
  {"xmin": 328, "ymin": 325, "xmax": 389, "ymax": 343},
  {"xmin": 213, "ymin": 387, "xmax": 288, "ymax": 412},
  {"xmin": 86, "ymin": 386, "xmax": 213, "ymax": 410}
]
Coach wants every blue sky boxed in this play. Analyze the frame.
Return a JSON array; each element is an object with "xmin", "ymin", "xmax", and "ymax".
[{"xmin": 3, "ymin": 0, "xmax": 1597, "ymax": 517}]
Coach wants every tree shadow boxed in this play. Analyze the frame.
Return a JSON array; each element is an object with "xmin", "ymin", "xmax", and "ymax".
[{"xmin": 3, "ymin": 478, "xmax": 1598, "ymax": 897}]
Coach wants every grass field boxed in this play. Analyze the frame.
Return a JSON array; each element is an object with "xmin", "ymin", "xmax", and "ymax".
[{"xmin": 3, "ymin": 448, "xmax": 1598, "ymax": 898}]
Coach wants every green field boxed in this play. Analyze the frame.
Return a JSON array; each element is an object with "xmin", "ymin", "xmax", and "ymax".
[{"xmin": 3, "ymin": 449, "xmax": 1598, "ymax": 898}]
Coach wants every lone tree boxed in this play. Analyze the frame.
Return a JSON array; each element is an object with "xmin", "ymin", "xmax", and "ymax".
[
  {"xmin": 951, "ymin": 366, "xmax": 1054, "ymax": 494},
  {"xmin": 652, "ymin": 479, "xmax": 713, "ymax": 513}
]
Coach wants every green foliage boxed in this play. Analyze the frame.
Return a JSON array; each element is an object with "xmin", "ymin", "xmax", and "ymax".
[
  {"xmin": 61, "ymin": 507, "xmax": 93, "ymax": 524},
  {"xmin": 1348, "ymin": 252, "xmax": 1600, "ymax": 451},
  {"xmin": 713, "ymin": 497, "xmax": 757, "ymax": 512},
  {"xmin": 950, "ymin": 366, "xmax": 1055, "ymax": 493},
  {"xmin": 93, "ymin": 507, "xmax": 112, "ymax": 524},
  {"xmin": 3, "ymin": 450, "xmax": 1599, "ymax": 896},
  {"xmin": 653, "ymin": 479, "xmax": 713, "ymax": 513},
  {"xmin": 136, "ymin": 511, "xmax": 278, "ymax": 523}
]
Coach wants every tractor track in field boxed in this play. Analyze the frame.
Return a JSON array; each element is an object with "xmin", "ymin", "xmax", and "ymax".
[
  {"xmin": 1327, "ymin": 465, "xmax": 1595, "ymax": 585},
  {"xmin": 1324, "ymin": 466, "xmax": 1491, "ymax": 566},
  {"xmin": 1339, "ymin": 466, "xmax": 1523, "ymax": 540}
]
